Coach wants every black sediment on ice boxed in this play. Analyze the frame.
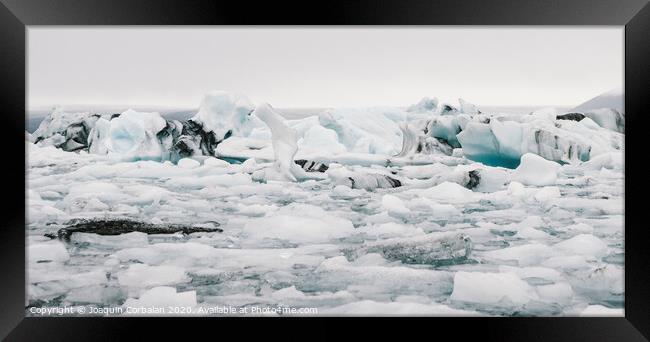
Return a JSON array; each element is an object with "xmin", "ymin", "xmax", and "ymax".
[{"xmin": 51, "ymin": 218, "xmax": 222, "ymax": 241}]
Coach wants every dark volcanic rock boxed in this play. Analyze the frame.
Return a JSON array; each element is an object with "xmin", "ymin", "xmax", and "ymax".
[
  {"xmin": 556, "ymin": 112, "xmax": 586, "ymax": 122},
  {"xmin": 54, "ymin": 218, "xmax": 222, "ymax": 241}
]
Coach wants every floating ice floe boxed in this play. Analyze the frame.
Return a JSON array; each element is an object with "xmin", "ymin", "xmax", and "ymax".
[
  {"xmin": 123, "ymin": 286, "xmax": 197, "ymax": 313},
  {"xmin": 242, "ymin": 203, "xmax": 355, "ymax": 244},
  {"xmin": 511, "ymin": 153, "xmax": 561, "ymax": 186},
  {"xmin": 450, "ymin": 271, "xmax": 539, "ymax": 306},
  {"xmin": 358, "ymin": 232, "xmax": 472, "ymax": 265},
  {"xmin": 321, "ymin": 300, "xmax": 479, "ymax": 316}
]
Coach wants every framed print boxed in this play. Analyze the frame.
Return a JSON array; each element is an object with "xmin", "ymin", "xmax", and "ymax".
[{"xmin": 1, "ymin": 0, "xmax": 649, "ymax": 340}]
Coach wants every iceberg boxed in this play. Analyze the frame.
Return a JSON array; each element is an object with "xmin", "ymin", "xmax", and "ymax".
[
  {"xmin": 458, "ymin": 98, "xmax": 480, "ymax": 114},
  {"xmin": 456, "ymin": 122, "xmax": 509, "ymax": 167},
  {"xmin": 456, "ymin": 114, "xmax": 616, "ymax": 168},
  {"xmin": 583, "ymin": 108, "xmax": 624, "ymax": 133},
  {"xmin": 510, "ymin": 153, "xmax": 561, "ymax": 186},
  {"xmin": 406, "ymin": 97, "xmax": 439, "ymax": 114},
  {"xmin": 106, "ymin": 109, "xmax": 167, "ymax": 160},
  {"xmin": 87, "ymin": 117, "xmax": 111, "ymax": 155},
  {"xmin": 298, "ymin": 124, "xmax": 347, "ymax": 156},
  {"xmin": 396, "ymin": 122, "xmax": 453, "ymax": 157},
  {"xmin": 31, "ymin": 90, "xmax": 624, "ymax": 172},
  {"xmin": 318, "ymin": 107, "xmax": 405, "ymax": 155},
  {"xmin": 190, "ymin": 91, "xmax": 257, "ymax": 141},
  {"xmin": 428, "ymin": 115, "xmax": 466, "ymax": 148},
  {"xmin": 32, "ymin": 107, "xmax": 102, "ymax": 151},
  {"xmin": 253, "ymin": 103, "xmax": 305, "ymax": 182}
]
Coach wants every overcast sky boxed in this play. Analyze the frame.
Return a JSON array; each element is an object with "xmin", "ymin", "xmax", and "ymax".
[{"xmin": 28, "ymin": 27, "xmax": 623, "ymax": 110}]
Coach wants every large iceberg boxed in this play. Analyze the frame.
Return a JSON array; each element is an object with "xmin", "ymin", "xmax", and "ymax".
[
  {"xmin": 32, "ymin": 107, "xmax": 103, "ymax": 152},
  {"xmin": 318, "ymin": 107, "xmax": 405, "ymax": 155},
  {"xmin": 106, "ymin": 109, "xmax": 167, "ymax": 160},
  {"xmin": 252, "ymin": 103, "xmax": 306, "ymax": 182},
  {"xmin": 31, "ymin": 91, "xmax": 625, "ymax": 172},
  {"xmin": 457, "ymin": 114, "xmax": 621, "ymax": 167},
  {"xmin": 582, "ymin": 108, "xmax": 625, "ymax": 133},
  {"xmin": 406, "ymin": 97, "xmax": 439, "ymax": 114},
  {"xmin": 190, "ymin": 91, "xmax": 257, "ymax": 141}
]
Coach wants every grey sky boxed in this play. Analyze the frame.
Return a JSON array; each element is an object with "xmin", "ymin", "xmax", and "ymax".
[{"xmin": 28, "ymin": 27, "xmax": 623, "ymax": 110}]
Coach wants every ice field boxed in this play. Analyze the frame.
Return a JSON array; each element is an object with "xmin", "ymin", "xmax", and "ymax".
[{"xmin": 26, "ymin": 91, "xmax": 624, "ymax": 316}]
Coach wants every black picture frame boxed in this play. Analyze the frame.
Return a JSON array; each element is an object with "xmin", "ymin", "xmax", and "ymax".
[{"xmin": 2, "ymin": 0, "xmax": 648, "ymax": 340}]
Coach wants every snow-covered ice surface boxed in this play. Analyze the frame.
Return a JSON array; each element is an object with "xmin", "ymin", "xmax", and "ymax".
[{"xmin": 26, "ymin": 93, "xmax": 624, "ymax": 316}]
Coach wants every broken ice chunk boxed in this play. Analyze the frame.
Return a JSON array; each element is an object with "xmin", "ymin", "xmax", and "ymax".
[
  {"xmin": 583, "ymin": 108, "xmax": 624, "ymax": 133},
  {"xmin": 118, "ymin": 264, "xmax": 189, "ymax": 287},
  {"xmin": 380, "ymin": 194, "xmax": 411, "ymax": 217},
  {"xmin": 458, "ymin": 98, "xmax": 480, "ymax": 114},
  {"xmin": 123, "ymin": 286, "xmax": 197, "ymax": 312},
  {"xmin": 107, "ymin": 109, "xmax": 167, "ymax": 160},
  {"xmin": 28, "ymin": 241, "xmax": 70, "ymax": 263},
  {"xmin": 511, "ymin": 153, "xmax": 561, "ymax": 186},
  {"xmin": 450, "ymin": 271, "xmax": 539, "ymax": 305},
  {"xmin": 395, "ymin": 122, "xmax": 453, "ymax": 157},
  {"xmin": 253, "ymin": 103, "xmax": 305, "ymax": 182},
  {"xmin": 359, "ymin": 232, "xmax": 472, "ymax": 265},
  {"xmin": 406, "ymin": 97, "xmax": 439, "ymax": 113}
]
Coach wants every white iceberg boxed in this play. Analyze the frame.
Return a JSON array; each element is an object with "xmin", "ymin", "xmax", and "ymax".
[
  {"xmin": 107, "ymin": 109, "xmax": 167, "ymax": 161},
  {"xmin": 190, "ymin": 91, "xmax": 257, "ymax": 141},
  {"xmin": 406, "ymin": 97, "xmax": 439, "ymax": 113},
  {"xmin": 583, "ymin": 108, "xmax": 624, "ymax": 133},
  {"xmin": 253, "ymin": 103, "xmax": 306, "ymax": 181},
  {"xmin": 123, "ymin": 286, "xmax": 197, "ymax": 311},
  {"xmin": 458, "ymin": 98, "xmax": 480, "ymax": 114},
  {"xmin": 511, "ymin": 153, "xmax": 561, "ymax": 186}
]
